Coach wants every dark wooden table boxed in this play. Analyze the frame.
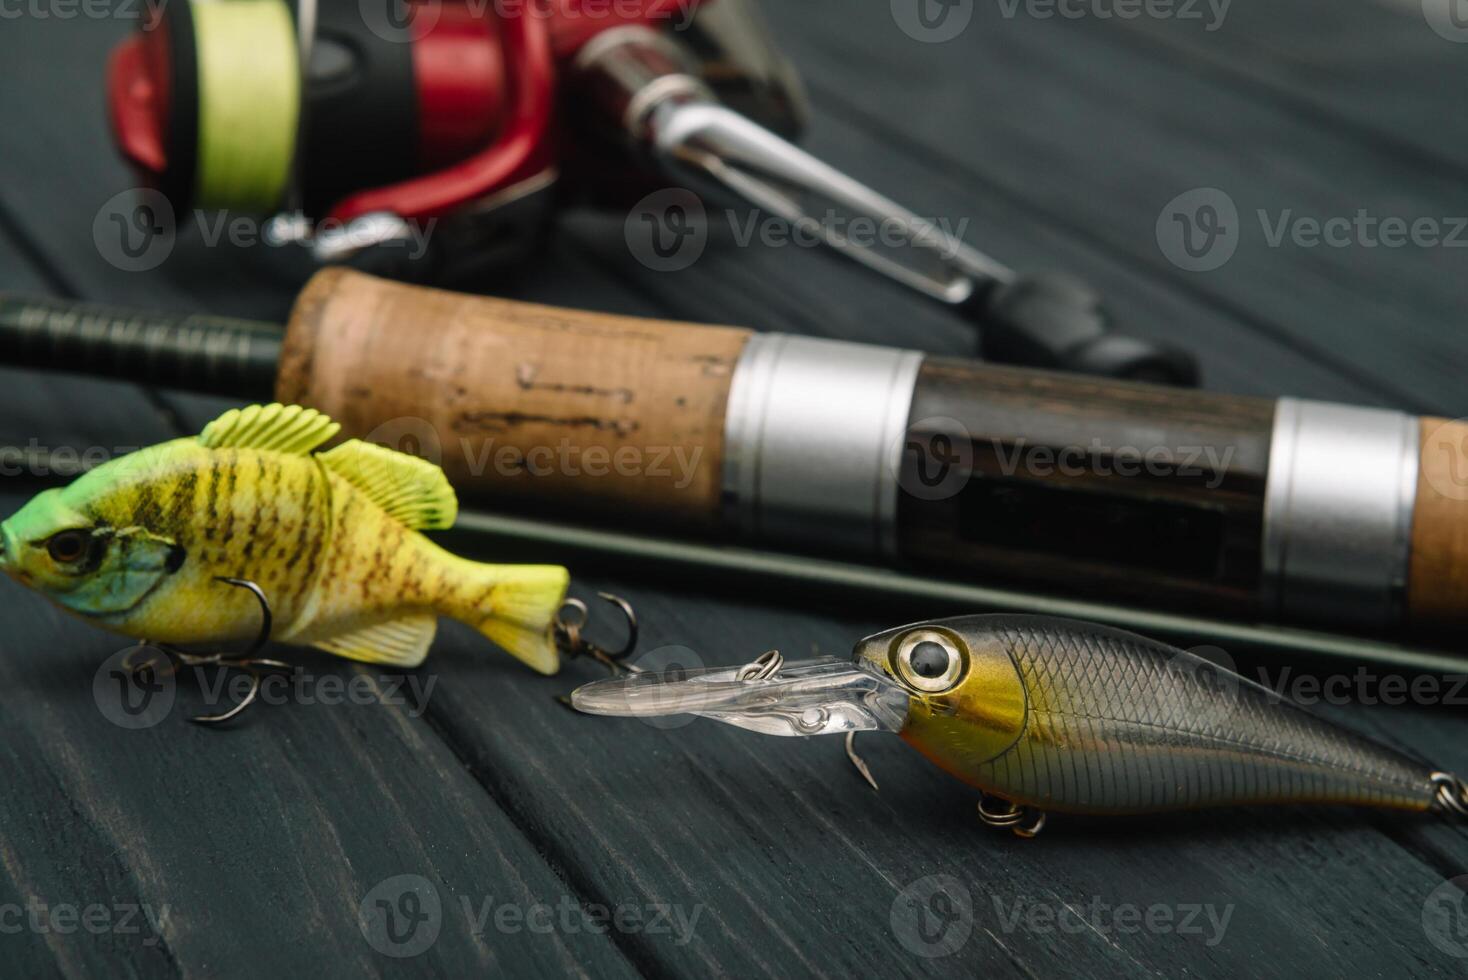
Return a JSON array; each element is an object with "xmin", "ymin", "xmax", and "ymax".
[{"xmin": 3, "ymin": 1, "xmax": 1468, "ymax": 976}]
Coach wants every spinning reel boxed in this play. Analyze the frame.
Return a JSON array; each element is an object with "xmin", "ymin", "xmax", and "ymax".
[{"xmin": 107, "ymin": 0, "xmax": 1198, "ymax": 383}]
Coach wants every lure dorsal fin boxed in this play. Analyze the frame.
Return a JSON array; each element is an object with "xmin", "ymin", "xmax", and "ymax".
[
  {"xmin": 199, "ymin": 403, "xmax": 341, "ymax": 455},
  {"xmin": 317, "ymin": 440, "xmax": 459, "ymax": 531}
]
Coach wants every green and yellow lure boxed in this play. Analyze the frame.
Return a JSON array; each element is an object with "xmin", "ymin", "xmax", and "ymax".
[{"xmin": 0, "ymin": 404, "xmax": 569, "ymax": 672}]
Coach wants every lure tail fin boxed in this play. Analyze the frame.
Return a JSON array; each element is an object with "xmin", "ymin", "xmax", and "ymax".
[{"xmin": 451, "ymin": 562, "xmax": 570, "ymax": 675}]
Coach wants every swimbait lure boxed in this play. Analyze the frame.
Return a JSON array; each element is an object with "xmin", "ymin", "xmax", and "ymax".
[
  {"xmin": 0, "ymin": 404, "xmax": 569, "ymax": 673},
  {"xmin": 572, "ymin": 614, "xmax": 1468, "ymax": 835}
]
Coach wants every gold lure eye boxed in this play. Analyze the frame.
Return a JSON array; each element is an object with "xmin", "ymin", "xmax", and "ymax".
[{"xmin": 893, "ymin": 630, "xmax": 964, "ymax": 693}]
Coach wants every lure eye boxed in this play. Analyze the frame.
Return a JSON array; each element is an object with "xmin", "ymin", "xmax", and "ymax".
[
  {"xmin": 894, "ymin": 631, "xmax": 963, "ymax": 693},
  {"xmin": 909, "ymin": 641, "xmax": 950, "ymax": 678},
  {"xmin": 46, "ymin": 529, "xmax": 90, "ymax": 564}
]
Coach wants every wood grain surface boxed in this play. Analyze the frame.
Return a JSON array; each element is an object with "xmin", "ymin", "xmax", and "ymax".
[{"xmin": 1, "ymin": 1, "xmax": 1467, "ymax": 978}]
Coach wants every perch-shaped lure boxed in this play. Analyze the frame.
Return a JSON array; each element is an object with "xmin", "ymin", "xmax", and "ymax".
[
  {"xmin": 573, "ymin": 614, "xmax": 1468, "ymax": 835},
  {"xmin": 0, "ymin": 404, "xmax": 569, "ymax": 672}
]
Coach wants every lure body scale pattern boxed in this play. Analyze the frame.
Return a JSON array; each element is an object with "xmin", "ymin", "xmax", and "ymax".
[
  {"xmin": 892, "ymin": 617, "xmax": 1431, "ymax": 814},
  {"xmin": 0, "ymin": 404, "xmax": 569, "ymax": 672}
]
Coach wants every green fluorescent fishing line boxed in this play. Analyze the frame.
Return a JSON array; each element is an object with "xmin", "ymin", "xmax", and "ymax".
[{"xmin": 193, "ymin": 0, "xmax": 300, "ymax": 212}]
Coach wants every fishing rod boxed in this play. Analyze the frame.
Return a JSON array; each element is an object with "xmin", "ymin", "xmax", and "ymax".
[
  {"xmin": 1, "ymin": 271, "xmax": 1463, "ymax": 650},
  {"xmin": 105, "ymin": 0, "xmax": 1197, "ymax": 385},
  {"xmin": 5, "ymin": 444, "xmax": 1462, "ymax": 674}
]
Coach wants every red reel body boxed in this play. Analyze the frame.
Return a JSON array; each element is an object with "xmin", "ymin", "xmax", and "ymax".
[{"xmin": 108, "ymin": 0, "xmax": 707, "ymax": 226}]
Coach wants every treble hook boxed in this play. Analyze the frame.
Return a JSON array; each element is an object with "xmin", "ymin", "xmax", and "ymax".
[
  {"xmin": 123, "ymin": 576, "xmax": 293, "ymax": 725},
  {"xmin": 554, "ymin": 592, "xmax": 640, "ymax": 674}
]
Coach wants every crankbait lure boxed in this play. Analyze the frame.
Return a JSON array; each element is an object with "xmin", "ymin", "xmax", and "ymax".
[
  {"xmin": 573, "ymin": 614, "xmax": 1468, "ymax": 836},
  {"xmin": 0, "ymin": 404, "xmax": 569, "ymax": 675}
]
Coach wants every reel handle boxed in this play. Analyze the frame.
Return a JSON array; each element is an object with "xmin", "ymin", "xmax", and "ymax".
[
  {"xmin": 972, "ymin": 274, "xmax": 1200, "ymax": 386},
  {"xmin": 578, "ymin": 30, "xmax": 1201, "ymax": 387}
]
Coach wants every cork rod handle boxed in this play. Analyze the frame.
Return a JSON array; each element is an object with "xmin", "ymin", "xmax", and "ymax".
[
  {"xmin": 275, "ymin": 268, "xmax": 750, "ymax": 526},
  {"xmin": 1409, "ymin": 417, "xmax": 1468, "ymax": 630}
]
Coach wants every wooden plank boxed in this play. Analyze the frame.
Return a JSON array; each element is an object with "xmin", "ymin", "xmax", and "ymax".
[{"xmin": 1096, "ymin": 0, "xmax": 1468, "ymax": 172}]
